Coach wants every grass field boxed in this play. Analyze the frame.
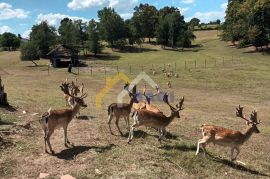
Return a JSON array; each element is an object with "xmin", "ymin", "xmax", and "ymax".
[{"xmin": 0, "ymin": 30, "xmax": 270, "ymax": 178}]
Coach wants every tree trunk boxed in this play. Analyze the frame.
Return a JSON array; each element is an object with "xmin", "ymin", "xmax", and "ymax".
[{"xmin": 148, "ymin": 38, "xmax": 151, "ymax": 43}]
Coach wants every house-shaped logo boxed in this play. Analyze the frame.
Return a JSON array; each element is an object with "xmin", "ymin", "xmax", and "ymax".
[{"xmin": 117, "ymin": 72, "xmax": 158, "ymax": 104}]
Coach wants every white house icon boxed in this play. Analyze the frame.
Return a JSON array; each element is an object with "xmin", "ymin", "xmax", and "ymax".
[{"xmin": 117, "ymin": 72, "xmax": 158, "ymax": 104}]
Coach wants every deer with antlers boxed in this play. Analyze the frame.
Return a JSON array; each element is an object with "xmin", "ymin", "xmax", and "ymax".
[
  {"xmin": 128, "ymin": 93, "xmax": 184, "ymax": 143},
  {"xmin": 107, "ymin": 83, "xmax": 138, "ymax": 136},
  {"xmin": 60, "ymin": 79, "xmax": 84, "ymax": 107},
  {"xmin": 196, "ymin": 105, "xmax": 261, "ymax": 161},
  {"xmin": 40, "ymin": 87, "xmax": 87, "ymax": 154}
]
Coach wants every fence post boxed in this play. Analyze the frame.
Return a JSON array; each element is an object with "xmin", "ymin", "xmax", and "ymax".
[
  {"xmin": 90, "ymin": 66, "xmax": 93, "ymax": 76},
  {"xmin": 104, "ymin": 66, "xmax": 106, "ymax": 77},
  {"xmin": 205, "ymin": 59, "xmax": 207, "ymax": 69},
  {"xmin": 47, "ymin": 65, "xmax": 50, "ymax": 75},
  {"xmin": 195, "ymin": 60, "xmax": 196, "ymax": 69}
]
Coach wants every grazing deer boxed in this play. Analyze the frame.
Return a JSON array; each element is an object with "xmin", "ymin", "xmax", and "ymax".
[
  {"xmin": 196, "ymin": 105, "xmax": 261, "ymax": 161},
  {"xmin": 142, "ymin": 85, "xmax": 162, "ymax": 114},
  {"xmin": 40, "ymin": 90, "xmax": 87, "ymax": 154},
  {"xmin": 107, "ymin": 83, "xmax": 138, "ymax": 136},
  {"xmin": 128, "ymin": 93, "xmax": 184, "ymax": 143}
]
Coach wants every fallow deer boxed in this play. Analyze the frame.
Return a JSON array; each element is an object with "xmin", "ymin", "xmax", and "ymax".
[
  {"xmin": 107, "ymin": 83, "xmax": 138, "ymax": 136},
  {"xmin": 40, "ymin": 88, "xmax": 87, "ymax": 154},
  {"xmin": 196, "ymin": 105, "xmax": 261, "ymax": 161},
  {"xmin": 128, "ymin": 93, "xmax": 184, "ymax": 143}
]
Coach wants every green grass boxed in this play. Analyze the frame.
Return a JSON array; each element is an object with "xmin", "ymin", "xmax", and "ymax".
[{"xmin": 0, "ymin": 30, "xmax": 270, "ymax": 178}]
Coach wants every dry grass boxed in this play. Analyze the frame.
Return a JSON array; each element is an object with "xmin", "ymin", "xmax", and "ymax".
[{"xmin": 0, "ymin": 30, "xmax": 270, "ymax": 178}]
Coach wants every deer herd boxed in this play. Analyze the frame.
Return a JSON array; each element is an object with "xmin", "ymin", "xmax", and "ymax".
[{"xmin": 39, "ymin": 79, "xmax": 261, "ymax": 163}]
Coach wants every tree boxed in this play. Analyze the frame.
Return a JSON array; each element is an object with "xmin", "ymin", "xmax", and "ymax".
[
  {"xmin": 189, "ymin": 18, "xmax": 200, "ymax": 30},
  {"xmin": 30, "ymin": 21, "xmax": 57, "ymax": 57},
  {"xmin": 20, "ymin": 41, "xmax": 41, "ymax": 66},
  {"xmin": 88, "ymin": 19, "xmax": 102, "ymax": 56},
  {"xmin": 0, "ymin": 32, "xmax": 20, "ymax": 51},
  {"xmin": 133, "ymin": 3, "xmax": 158, "ymax": 42},
  {"xmin": 156, "ymin": 7, "xmax": 193, "ymax": 48},
  {"xmin": 58, "ymin": 18, "xmax": 81, "ymax": 46},
  {"xmin": 98, "ymin": 7, "xmax": 126, "ymax": 48},
  {"xmin": 223, "ymin": 0, "xmax": 270, "ymax": 50}
]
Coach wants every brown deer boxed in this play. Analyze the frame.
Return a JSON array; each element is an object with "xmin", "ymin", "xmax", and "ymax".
[
  {"xmin": 107, "ymin": 83, "xmax": 138, "ymax": 136},
  {"xmin": 196, "ymin": 105, "xmax": 261, "ymax": 161},
  {"xmin": 40, "ymin": 88, "xmax": 87, "ymax": 154},
  {"xmin": 128, "ymin": 93, "xmax": 184, "ymax": 143}
]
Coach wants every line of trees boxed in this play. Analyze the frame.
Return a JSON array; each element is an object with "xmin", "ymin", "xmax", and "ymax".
[
  {"xmin": 223, "ymin": 0, "xmax": 270, "ymax": 50},
  {"xmin": 0, "ymin": 32, "xmax": 21, "ymax": 51}
]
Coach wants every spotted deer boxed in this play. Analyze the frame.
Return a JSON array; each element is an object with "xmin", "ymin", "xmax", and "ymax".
[
  {"xmin": 128, "ymin": 93, "xmax": 184, "ymax": 143},
  {"xmin": 196, "ymin": 105, "xmax": 261, "ymax": 161},
  {"xmin": 107, "ymin": 83, "xmax": 138, "ymax": 136},
  {"xmin": 40, "ymin": 88, "xmax": 87, "ymax": 154}
]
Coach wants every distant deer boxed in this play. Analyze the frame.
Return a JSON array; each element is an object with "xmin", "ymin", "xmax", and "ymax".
[
  {"xmin": 128, "ymin": 93, "xmax": 184, "ymax": 143},
  {"xmin": 107, "ymin": 83, "xmax": 138, "ymax": 136},
  {"xmin": 196, "ymin": 105, "xmax": 261, "ymax": 161},
  {"xmin": 40, "ymin": 89, "xmax": 87, "ymax": 154}
]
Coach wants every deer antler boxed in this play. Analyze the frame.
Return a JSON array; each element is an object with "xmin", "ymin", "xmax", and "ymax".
[
  {"xmin": 60, "ymin": 81, "xmax": 71, "ymax": 96},
  {"xmin": 236, "ymin": 105, "xmax": 251, "ymax": 123},
  {"xmin": 176, "ymin": 97, "xmax": 185, "ymax": 111},
  {"xmin": 250, "ymin": 110, "xmax": 260, "ymax": 124},
  {"xmin": 124, "ymin": 82, "xmax": 136, "ymax": 97},
  {"xmin": 163, "ymin": 93, "xmax": 176, "ymax": 111}
]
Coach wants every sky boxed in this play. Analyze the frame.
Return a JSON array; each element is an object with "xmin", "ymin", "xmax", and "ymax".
[{"xmin": 0, "ymin": 0, "xmax": 228, "ymax": 38}]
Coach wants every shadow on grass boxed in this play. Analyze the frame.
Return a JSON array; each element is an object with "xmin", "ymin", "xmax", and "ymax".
[
  {"xmin": 83, "ymin": 53, "xmax": 120, "ymax": 61},
  {"xmin": 55, "ymin": 144, "xmax": 116, "ymax": 160},
  {"xmin": 121, "ymin": 130, "xmax": 148, "ymax": 139},
  {"xmin": 207, "ymin": 153, "xmax": 269, "ymax": 177},
  {"xmin": 0, "ymin": 104, "xmax": 18, "ymax": 112},
  {"xmin": 0, "ymin": 120, "xmax": 15, "ymax": 125},
  {"xmin": 76, "ymin": 115, "xmax": 96, "ymax": 120},
  {"xmin": 117, "ymin": 46, "xmax": 158, "ymax": 53},
  {"xmin": 0, "ymin": 138, "xmax": 14, "ymax": 149},
  {"xmin": 159, "ymin": 143, "xmax": 197, "ymax": 152}
]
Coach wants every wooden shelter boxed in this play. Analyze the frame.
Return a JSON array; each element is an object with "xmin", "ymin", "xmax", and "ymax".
[
  {"xmin": 47, "ymin": 45, "xmax": 79, "ymax": 68},
  {"xmin": 0, "ymin": 76, "xmax": 8, "ymax": 105}
]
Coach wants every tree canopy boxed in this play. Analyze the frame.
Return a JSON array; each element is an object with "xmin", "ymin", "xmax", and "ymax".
[
  {"xmin": 223, "ymin": 0, "xmax": 270, "ymax": 49},
  {"xmin": 20, "ymin": 41, "xmax": 41, "ymax": 66},
  {"xmin": 30, "ymin": 21, "xmax": 57, "ymax": 57},
  {"xmin": 0, "ymin": 32, "xmax": 20, "ymax": 51}
]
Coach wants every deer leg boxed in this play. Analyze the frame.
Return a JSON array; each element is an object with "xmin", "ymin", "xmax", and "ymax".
[
  {"xmin": 64, "ymin": 126, "xmax": 71, "ymax": 147},
  {"xmin": 45, "ymin": 129, "xmax": 55, "ymax": 154},
  {"xmin": 107, "ymin": 114, "xmax": 114, "ymax": 135},
  {"xmin": 115, "ymin": 116, "xmax": 123, "ymax": 136},
  {"xmin": 231, "ymin": 147, "xmax": 240, "ymax": 161},
  {"xmin": 126, "ymin": 116, "xmax": 130, "ymax": 131},
  {"xmin": 128, "ymin": 123, "xmax": 138, "ymax": 144},
  {"xmin": 231, "ymin": 147, "xmax": 235, "ymax": 161},
  {"xmin": 196, "ymin": 137, "xmax": 209, "ymax": 156},
  {"xmin": 43, "ymin": 129, "xmax": 48, "ymax": 153}
]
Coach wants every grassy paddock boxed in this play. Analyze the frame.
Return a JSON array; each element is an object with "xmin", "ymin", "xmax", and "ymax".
[{"xmin": 0, "ymin": 30, "xmax": 270, "ymax": 178}]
